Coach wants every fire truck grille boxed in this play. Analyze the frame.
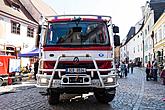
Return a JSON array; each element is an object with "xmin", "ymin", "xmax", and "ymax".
[{"xmin": 57, "ymin": 63, "xmax": 95, "ymax": 69}]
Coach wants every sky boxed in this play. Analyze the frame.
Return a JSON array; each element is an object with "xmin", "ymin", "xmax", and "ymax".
[{"xmin": 43, "ymin": 0, "xmax": 147, "ymax": 40}]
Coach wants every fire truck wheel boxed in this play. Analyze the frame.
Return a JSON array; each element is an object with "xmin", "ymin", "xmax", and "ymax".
[
  {"xmin": 48, "ymin": 93, "xmax": 60, "ymax": 105},
  {"xmin": 94, "ymin": 89, "xmax": 116, "ymax": 103}
]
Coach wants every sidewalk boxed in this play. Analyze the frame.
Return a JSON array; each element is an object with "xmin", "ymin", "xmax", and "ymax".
[
  {"xmin": 138, "ymin": 67, "xmax": 164, "ymax": 84},
  {"xmin": 0, "ymin": 86, "xmax": 16, "ymax": 95},
  {"xmin": 0, "ymin": 78, "xmax": 36, "ymax": 95}
]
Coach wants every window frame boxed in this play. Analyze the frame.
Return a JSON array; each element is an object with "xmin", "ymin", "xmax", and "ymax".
[
  {"xmin": 27, "ymin": 26, "xmax": 34, "ymax": 38},
  {"xmin": 11, "ymin": 21, "xmax": 20, "ymax": 34}
]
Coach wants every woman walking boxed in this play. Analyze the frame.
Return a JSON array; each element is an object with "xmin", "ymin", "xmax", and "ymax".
[{"xmin": 146, "ymin": 61, "xmax": 152, "ymax": 81}]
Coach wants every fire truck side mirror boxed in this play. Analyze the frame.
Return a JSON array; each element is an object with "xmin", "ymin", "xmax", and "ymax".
[
  {"xmin": 113, "ymin": 26, "xmax": 119, "ymax": 33},
  {"xmin": 35, "ymin": 25, "xmax": 42, "ymax": 48},
  {"xmin": 114, "ymin": 35, "xmax": 120, "ymax": 47}
]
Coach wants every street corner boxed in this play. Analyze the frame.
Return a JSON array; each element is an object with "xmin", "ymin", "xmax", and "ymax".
[{"xmin": 0, "ymin": 86, "xmax": 16, "ymax": 95}]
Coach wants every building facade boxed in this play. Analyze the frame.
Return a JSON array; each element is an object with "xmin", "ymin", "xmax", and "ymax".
[
  {"xmin": 0, "ymin": 0, "xmax": 38, "ymax": 58},
  {"xmin": 153, "ymin": 12, "xmax": 165, "ymax": 62},
  {"xmin": 120, "ymin": 0, "xmax": 165, "ymax": 67},
  {"xmin": 141, "ymin": 1, "xmax": 155, "ymax": 66},
  {"xmin": 0, "ymin": 0, "xmax": 56, "ymax": 67}
]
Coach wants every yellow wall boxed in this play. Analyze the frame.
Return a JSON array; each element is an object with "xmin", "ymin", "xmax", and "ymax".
[{"xmin": 153, "ymin": 12, "xmax": 165, "ymax": 50}]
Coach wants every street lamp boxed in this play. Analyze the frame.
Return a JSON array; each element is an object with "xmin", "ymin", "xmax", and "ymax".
[{"xmin": 142, "ymin": 31, "xmax": 145, "ymax": 67}]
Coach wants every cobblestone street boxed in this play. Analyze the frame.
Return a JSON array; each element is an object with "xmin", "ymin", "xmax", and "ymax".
[{"xmin": 0, "ymin": 67, "xmax": 165, "ymax": 110}]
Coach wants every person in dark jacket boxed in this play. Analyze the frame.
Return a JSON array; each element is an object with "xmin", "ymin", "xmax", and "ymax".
[
  {"xmin": 121, "ymin": 61, "xmax": 127, "ymax": 78},
  {"xmin": 130, "ymin": 61, "xmax": 134, "ymax": 74},
  {"xmin": 146, "ymin": 61, "xmax": 152, "ymax": 81},
  {"xmin": 34, "ymin": 59, "xmax": 39, "ymax": 80}
]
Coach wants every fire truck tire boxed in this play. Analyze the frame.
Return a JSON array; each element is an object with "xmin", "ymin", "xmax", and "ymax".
[
  {"xmin": 94, "ymin": 89, "xmax": 116, "ymax": 103},
  {"xmin": 48, "ymin": 93, "xmax": 60, "ymax": 105}
]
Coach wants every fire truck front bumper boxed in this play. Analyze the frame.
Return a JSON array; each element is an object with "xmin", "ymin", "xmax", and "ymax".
[{"xmin": 36, "ymin": 73, "xmax": 119, "ymax": 89}]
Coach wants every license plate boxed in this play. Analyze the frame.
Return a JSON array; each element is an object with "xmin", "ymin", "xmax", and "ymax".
[
  {"xmin": 66, "ymin": 68, "xmax": 86, "ymax": 73},
  {"xmin": 69, "ymin": 77, "xmax": 83, "ymax": 83}
]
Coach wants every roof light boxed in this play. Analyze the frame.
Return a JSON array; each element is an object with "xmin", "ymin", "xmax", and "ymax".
[{"xmin": 47, "ymin": 15, "xmax": 111, "ymax": 22}]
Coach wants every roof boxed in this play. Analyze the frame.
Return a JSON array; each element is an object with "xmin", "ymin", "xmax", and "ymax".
[
  {"xmin": 30, "ymin": 0, "xmax": 57, "ymax": 16},
  {"xmin": 150, "ymin": 0, "xmax": 165, "ymax": 2},
  {"xmin": 124, "ymin": 27, "xmax": 135, "ymax": 45},
  {"xmin": 20, "ymin": 0, "xmax": 57, "ymax": 23},
  {"xmin": 0, "ymin": 0, "xmax": 37, "ymax": 25},
  {"xmin": 150, "ymin": 0, "xmax": 165, "ymax": 23}
]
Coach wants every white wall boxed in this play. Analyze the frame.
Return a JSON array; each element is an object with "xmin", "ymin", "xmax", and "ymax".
[
  {"xmin": 142, "ymin": 10, "xmax": 154, "ymax": 65},
  {"xmin": 0, "ymin": 15, "xmax": 37, "ymax": 67},
  {"xmin": 0, "ymin": 16, "xmax": 37, "ymax": 52}
]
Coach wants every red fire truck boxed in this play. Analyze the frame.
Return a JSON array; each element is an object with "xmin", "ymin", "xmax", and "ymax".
[{"xmin": 36, "ymin": 15, "xmax": 120, "ymax": 105}]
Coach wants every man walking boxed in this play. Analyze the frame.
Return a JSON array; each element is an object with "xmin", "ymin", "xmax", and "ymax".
[
  {"xmin": 121, "ymin": 61, "xmax": 127, "ymax": 78},
  {"xmin": 34, "ymin": 58, "xmax": 39, "ymax": 80},
  {"xmin": 130, "ymin": 61, "xmax": 134, "ymax": 74},
  {"xmin": 152, "ymin": 59, "xmax": 158, "ymax": 81}
]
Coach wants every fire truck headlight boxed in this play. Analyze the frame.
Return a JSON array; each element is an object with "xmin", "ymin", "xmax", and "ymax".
[
  {"xmin": 40, "ymin": 78, "xmax": 48, "ymax": 83},
  {"xmin": 107, "ymin": 77, "xmax": 114, "ymax": 83}
]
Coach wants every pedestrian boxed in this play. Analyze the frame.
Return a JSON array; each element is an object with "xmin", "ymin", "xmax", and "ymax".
[
  {"xmin": 146, "ymin": 61, "xmax": 152, "ymax": 81},
  {"xmin": 121, "ymin": 61, "xmax": 127, "ymax": 78},
  {"xmin": 25, "ymin": 64, "xmax": 30, "ymax": 73},
  {"xmin": 125, "ymin": 63, "xmax": 128, "ymax": 77},
  {"xmin": 152, "ymin": 59, "xmax": 158, "ymax": 81},
  {"xmin": 34, "ymin": 58, "xmax": 39, "ymax": 80},
  {"xmin": 126, "ymin": 62, "xmax": 129, "ymax": 73},
  {"xmin": 130, "ymin": 61, "xmax": 134, "ymax": 74},
  {"xmin": 160, "ymin": 66, "xmax": 165, "ymax": 85}
]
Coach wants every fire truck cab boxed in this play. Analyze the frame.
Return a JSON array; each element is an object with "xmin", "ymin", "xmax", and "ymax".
[{"xmin": 36, "ymin": 15, "xmax": 120, "ymax": 105}]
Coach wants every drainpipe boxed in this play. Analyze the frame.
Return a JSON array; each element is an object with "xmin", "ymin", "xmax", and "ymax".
[{"xmin": 151, "ymin": 31, "xmax": 154, "ymax": 60}]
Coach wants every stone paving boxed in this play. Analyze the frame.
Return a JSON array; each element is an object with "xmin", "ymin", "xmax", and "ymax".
[
  {"xmin": 0, "ymin": 67, "xmax": 164, "ymax": 110},
  {"xmin": 112, "ymin": 67, "xmax": 165, "ymax": 110}
]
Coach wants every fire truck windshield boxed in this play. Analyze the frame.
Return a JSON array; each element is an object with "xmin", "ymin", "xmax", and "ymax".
[{"xmin": 45, "ymin": 21, "xmax": 110, "ymax": 46}]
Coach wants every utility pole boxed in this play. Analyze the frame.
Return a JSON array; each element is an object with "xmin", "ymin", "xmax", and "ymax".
[{"xmin": 142, "ymin": 31, "xmax": 145, "ymax": 67}]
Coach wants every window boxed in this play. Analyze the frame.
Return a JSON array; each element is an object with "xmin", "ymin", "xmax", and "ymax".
[
  {"xmin": 148, "ymin": 25, "xmax": 149, "ymax": 31},
  {"xmin": 145, "ymin": 55, "xmax": 148, "ymax": 63},
  {"xmin": 46, "ymin": 22, "xmax": 110, "ymax": 46},
  {"xmin": 138, "ymin": 45, "xmax": 139, "ymax": 52},
  {"xmin": 11, "ymin": 21, "xmax": 20, "ymax": 34},
  {"xmin": 145, "ymin": 29, "xmax": 147, "ymax": 36},
  {"xmin": 27, "ymin": 27, "xmax": 34, "ymax": 37},
  {"xmin": 134, "ymin": 47, "xmax": 135, "ymax": 53},
  {"xmin": 155, "ymin": 32, "xmax": 157, "ymax": 44},
  {"xmin": 158, "ymin": 29, "xmax": 162, "ymax": 41},
  {"xmin": 163, "ymin": 24, "xmax": 165, "ymax": 38}
]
